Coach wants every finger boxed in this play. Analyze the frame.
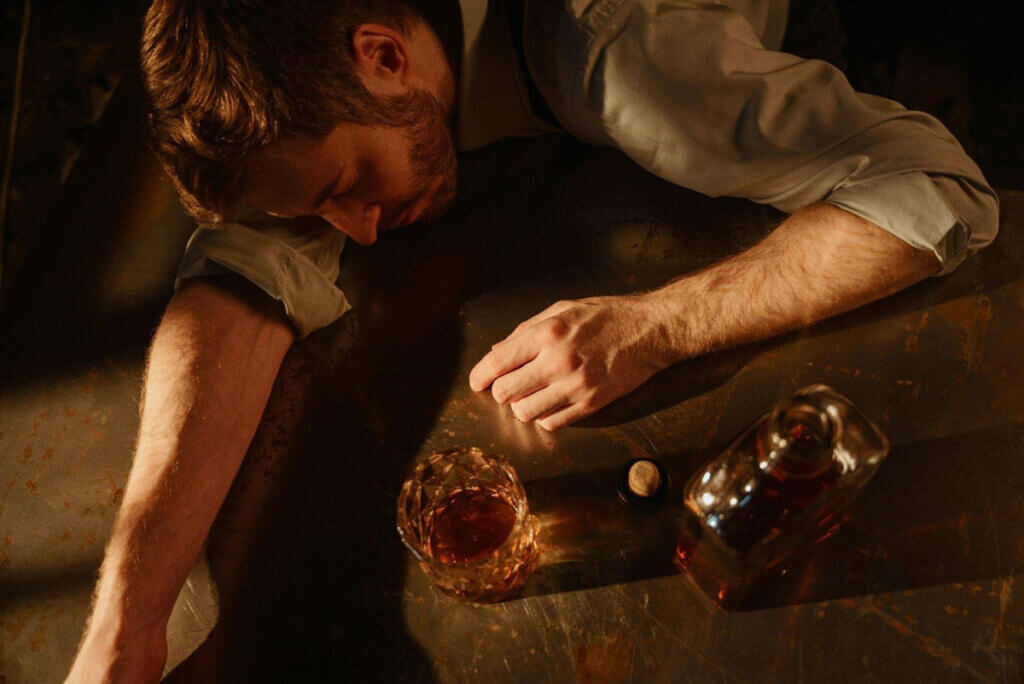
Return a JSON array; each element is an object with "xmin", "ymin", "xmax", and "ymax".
[
  {"xmin": 469, "ymin": 336, "xmax": 539, "ymax": 391},
  {"xmin": 509, "ymin": 386, "xmax": 571, "ymax": 423},
  {"xmin": 489, "ymin": 361, "xmax": 550, "ymax": 405},
  {"xmin": 535, "ymin": 402, "xmax": 595, "ymax": 432},
  {"xmin": 509, "ymin": 300, "xmax": 575, "ymax": 338}
]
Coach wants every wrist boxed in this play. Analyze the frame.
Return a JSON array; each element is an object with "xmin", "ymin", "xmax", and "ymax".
[
  {"xmin": 88, "ymin": 552, "xmax": 177, "ymax": 642},
  {"xmin": 70, "ymin": 616, "xmax": 167, "ymax": 684},
  {"xmin": 85, "ymin": 597, "xmax": 170, "ymax": 651},
  {"xmin": 637, "ymin": 283, "xmax": 699, "ymax": 368}
]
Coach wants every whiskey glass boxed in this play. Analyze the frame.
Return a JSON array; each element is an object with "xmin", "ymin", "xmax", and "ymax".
[{"xmin": 397, "ymin": 447, "xmax": 540, "ymax": 602}]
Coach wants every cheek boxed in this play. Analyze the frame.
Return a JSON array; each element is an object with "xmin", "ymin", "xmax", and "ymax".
[
  {"xmin": 366, "ymin": 133, "xmax": 419, "ymax": 199},
  {"xmin": 245, "ymin": 164, "xmax": 314, "ymax": 216}
]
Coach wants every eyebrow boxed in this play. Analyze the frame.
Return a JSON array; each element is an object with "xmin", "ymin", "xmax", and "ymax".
[{"xmin": 309, "ymin": 167, "xmax": 345, "ymax": 212}]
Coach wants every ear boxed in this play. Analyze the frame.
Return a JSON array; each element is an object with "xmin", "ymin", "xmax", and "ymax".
[{"xmin": 351, "ymin": 24, "xmax": 409, "ymax": 95}]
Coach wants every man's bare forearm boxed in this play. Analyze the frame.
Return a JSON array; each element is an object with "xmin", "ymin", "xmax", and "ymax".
[
  {"xmin": 652, "ymin": 203, "xmax": 941, "ymax": 362},
  {"xmin": 470, "ymin": 202, "xmax": 942, "ymax": 430},
  {"xmin": 68, "ymin": 275, "xmax": 294, "ymax": 681}
]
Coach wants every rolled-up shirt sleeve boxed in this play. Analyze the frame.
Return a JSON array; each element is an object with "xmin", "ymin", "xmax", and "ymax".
[
  {"xmin": 572, "ymin": 0, "xmax": 999, "ymax": 274},
  {"xmin": 175, "ymin": 208, "xmax": 350, "ymax": 337}
]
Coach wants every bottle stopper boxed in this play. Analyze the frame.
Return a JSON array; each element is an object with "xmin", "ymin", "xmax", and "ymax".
[{"xmin": 618, "ymin": 457, "xmax": 669, "ymax": 505}]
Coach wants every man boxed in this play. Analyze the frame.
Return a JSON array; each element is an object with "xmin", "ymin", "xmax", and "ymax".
[{"xmin": 67, "ymin": 0, "xmax": 997, "ymax": 679}]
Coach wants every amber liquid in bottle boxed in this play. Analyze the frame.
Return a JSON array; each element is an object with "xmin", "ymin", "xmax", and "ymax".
[
  {"xmin": 716, "ymin": 423, "xmax": 841, "ymax": 553},
  {"xmin": 428, "ymin": 490, "xmax": 517, "ymax": 564},
  {"xmin": 676, "ymin": 400, "xmax": 855, "ymax": 608}
]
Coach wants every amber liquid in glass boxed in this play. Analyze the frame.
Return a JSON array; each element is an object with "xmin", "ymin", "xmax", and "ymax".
[{"xmin": 428, "ymin": 490, "xmax": 517, "ymax": 565}]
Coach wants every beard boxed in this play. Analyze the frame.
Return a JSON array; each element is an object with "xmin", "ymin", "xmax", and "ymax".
[{"xmin": 374, "ymin": 88, "xmax": 458, "ymax": 232}]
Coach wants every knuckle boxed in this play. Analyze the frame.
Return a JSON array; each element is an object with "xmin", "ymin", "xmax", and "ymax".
[
  {"xmin": 545, "ymin": 318, "xmax": 570, "ymax": 341},
  {"xmin": 548, "ymin": 353, "xmax": 573, "ymax": 375}
]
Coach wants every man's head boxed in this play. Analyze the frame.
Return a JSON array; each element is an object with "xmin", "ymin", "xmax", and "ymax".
[{"xmin": 142, "ymin": 0, "xmax": 458, "ymax": 243}]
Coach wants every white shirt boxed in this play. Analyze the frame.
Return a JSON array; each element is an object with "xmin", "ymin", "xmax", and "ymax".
[{"xmin": 176, "ymin": 0, "xmax": 998, "ymax": 337}]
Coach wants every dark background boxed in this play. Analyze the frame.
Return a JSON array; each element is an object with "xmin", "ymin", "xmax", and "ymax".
[{"xmin": 0, "ymin": 0, "xmax": 1021, "ymax": 293}]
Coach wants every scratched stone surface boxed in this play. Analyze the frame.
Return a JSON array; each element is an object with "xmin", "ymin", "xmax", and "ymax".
[{"xmin": 2, "ymin": 81, "xmax": 1023, "ymax": 682}]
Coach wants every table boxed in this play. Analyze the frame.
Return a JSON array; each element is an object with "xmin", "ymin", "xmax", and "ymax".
[{"xmin": 1, "ymin": 81, "xmax": 1021, "ymax": 682}]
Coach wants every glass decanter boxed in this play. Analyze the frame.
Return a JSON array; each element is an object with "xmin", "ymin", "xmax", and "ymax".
[{"xmin": 675, "ymin": 384, "xmax": 889, "ymax": 608}]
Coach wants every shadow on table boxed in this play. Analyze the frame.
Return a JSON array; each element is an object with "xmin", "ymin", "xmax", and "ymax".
[
  {"xmin": 520, "ymin": 457, "xmax": 691, "ymax": 598},
  {"xmin": 512, "ymin": 422, "xmax": 1024, "ymax": 610},
  {"xmin": 578, "ymin": 343, "xmax": 763, "ymax": 428},
  {"xmin": 742, "ymin": 421, "xmax": 1024, "ymax": 610},
  {"xmin": 167, "ymin": 137, "xmax": 574, "ymax": 681},
  {"xmin": 165, "ymin": 241, "xmax": 458, "ymax": 681},
  {"xmin": 0, "ymin": 558, "xmax": 102, "ymax": 612}
]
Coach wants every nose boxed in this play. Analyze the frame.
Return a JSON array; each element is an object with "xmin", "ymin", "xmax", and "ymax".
[{"xmin": 322, "ymin": 201, "xmax": 382, "ymax": 245}]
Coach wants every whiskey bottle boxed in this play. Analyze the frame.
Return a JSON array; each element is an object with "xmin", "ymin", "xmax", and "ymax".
[{"xmin": 675, "ymin": 385, "xmax": 889, "ymax": 608}]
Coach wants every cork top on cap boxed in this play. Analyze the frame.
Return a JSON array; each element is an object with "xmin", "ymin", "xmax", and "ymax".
[
  {"xmin": 618, "ymin": 458, "xmax": 669, "ymax": 505},
  {"xmin": 628, "ymin": 460, "xmax": 661, "ymax": 497}
]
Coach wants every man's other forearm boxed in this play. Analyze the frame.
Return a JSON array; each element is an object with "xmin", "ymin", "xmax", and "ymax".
[
  {"xmin": 653, "ymin": 203, "xmax": 941, "ymax": 361},
  {"xmin": 69, "ymin": 275, "xmax": 294, "ymax": 680}
]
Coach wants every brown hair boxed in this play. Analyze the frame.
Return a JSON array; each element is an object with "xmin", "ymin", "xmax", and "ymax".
[{"xmin": 141, "ymin": 0, "xmax": 417, "ymax": 221}]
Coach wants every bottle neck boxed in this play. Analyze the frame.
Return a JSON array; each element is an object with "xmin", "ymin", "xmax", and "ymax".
[{"xmin": 757, "ymin": 402, "xmax": 837, "ymax": 481}]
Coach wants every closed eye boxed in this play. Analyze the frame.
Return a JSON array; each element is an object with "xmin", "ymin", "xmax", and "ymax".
[
  {"xmin": 320, "ymin": 176, "xmax": 359, "ymax": 212},
  {"xmin": 309, "ymin": 167, "xmax": 353, "ymax": 214}
]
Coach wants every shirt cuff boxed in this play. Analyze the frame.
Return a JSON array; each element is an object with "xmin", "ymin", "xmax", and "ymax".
[
  {"xmin": 175, "ymin": 222, "xmax": 351, "ymax": 338},
  {"xmin": 823, "ymin": 172, "xmax": 969, "ymax": 275}
]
